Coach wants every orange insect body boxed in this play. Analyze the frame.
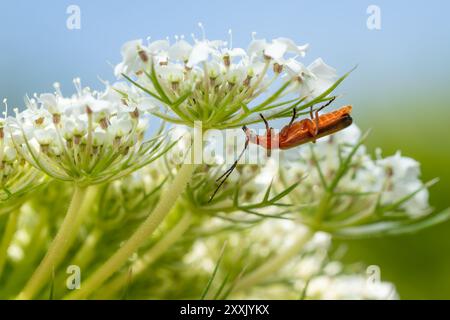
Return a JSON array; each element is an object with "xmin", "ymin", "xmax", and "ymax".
[
  {"xmin": 245, "ymin": 105, "xmax": 353, "ymax": 151},
  {"xmin": 209, "ymin": 101, "xmax": 353, "ymax": 202}
]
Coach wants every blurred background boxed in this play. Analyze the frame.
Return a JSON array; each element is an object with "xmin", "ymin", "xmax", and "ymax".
[{"xmin": 0, "ymin": 0, "xmax": 449, "ymax": 299}]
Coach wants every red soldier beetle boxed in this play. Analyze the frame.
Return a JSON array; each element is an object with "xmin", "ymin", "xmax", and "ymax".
[{"xmin": 209, "ymin": 97, "xmax": 353, "ymax": 201}]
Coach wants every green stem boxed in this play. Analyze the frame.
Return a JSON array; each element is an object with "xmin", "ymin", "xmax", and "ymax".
[
  {"xmin": 17, "ymin": 185, "xmax": 94, "ymax": 299},
  {"xmin": 1, "ymin": 209, "xmax": 48, "ymax": 297},
  {"xmin": 71, "ymin": 229, "xmax": 101, "ymax": 269},
  {"xmin": 51, "ymin": 228, "xmax": 101, "ymax": 299},
  {"xmin": 314, "ymin": 192, "xmax": 333, "ymax": 225},
  {"xmin": 94, "ymin": 210, "xmax": 192, "ymax": 299},
  {"xmin": 65, "ymin": 163, "xmax": 196, "ymax": 300},
  {"xmin": 0, "ymin": 209, "xmax": 20, "ymax": 277},
  {"xmin": 232, "ymin": 230, "xmax": 314, "ymax": 293}
]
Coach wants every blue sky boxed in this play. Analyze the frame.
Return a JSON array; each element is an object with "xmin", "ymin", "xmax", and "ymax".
[{"xmin": 0, "ymin": 0, "xmax": 449, "ymax": 111}]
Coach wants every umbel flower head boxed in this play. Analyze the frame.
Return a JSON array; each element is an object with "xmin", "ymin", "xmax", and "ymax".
[
  {"xmin": 158, "ymin": 125, "xmax": 295, "ymax": 216},
  {"xmin": 115, "ymin": 26, "xmax": 351, "ymax": 130},
  {"xmin": 169, "ymin": 120, "xmax": 441, "ymax": 239},
  {"xmin": 6, "ymin": 80, "xmax": 171, "ymax": 186},
  {"xmin": 1, "ymin": 100, "xmax": 44, "ymax": 213},
  {"xmin": 278, "ymin": 124, "xmax": 441, "ymax": 238}
]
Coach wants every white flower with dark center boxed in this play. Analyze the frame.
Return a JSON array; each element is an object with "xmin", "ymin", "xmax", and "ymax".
[
  {"xmin": 157, "ymin": 64, "xmax": 185, "ymax": 84},
  {"xmin": 248, "ymin": 37, "xmax": 309, "ymax": 61},
  {"xmin": 114, "ymin": 39, "xmax": 149, "ymax": 77},
  {"xmin": 187, "ymin": 41, "xmax": 216, "ymax": 68},
  {"xmin": 376, "ymin": 151, "xmax": 431, "ymax": 216},
  {"xmin": 285, "ymin": 58, "xmax": 338, "ymax": 98},
  {"xmin": 169, "ymin": 38, "xmax": 193, "ymax": 62},
  {"xmin": 39, "ymin": 93, "xmax": 60, "ymax": 115}
]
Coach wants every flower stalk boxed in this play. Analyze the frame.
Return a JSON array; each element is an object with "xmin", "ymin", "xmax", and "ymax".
[
  {"xmin": 17, "ymin": 185, "xmax": 97, "ymax": 299},
  {"xmin": 94, "ymin": 211, "xmax": 193, "ymax": 299},
  {"xmin": 65, "ymin": 162, "xmax": 196, "ymax": 300}
]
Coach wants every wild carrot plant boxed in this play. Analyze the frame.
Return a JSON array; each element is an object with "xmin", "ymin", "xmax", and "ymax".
[{"xmin": 0, "ymin": 29, "xmax": 447, "ymax": 300}]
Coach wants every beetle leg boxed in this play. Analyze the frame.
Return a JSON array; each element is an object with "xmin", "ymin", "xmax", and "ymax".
[
  {"xmin": 313, "ymin": 109, "xmax": 319, "ymax": 136},
  {"xmin": 288, "ymin": 108, "xmax": 297, "ymax": 128},
  {"xmin": 304, "ymin": 118, "xmax": 317, "ymax": 142},
  {"xmin": 309, "ymin": 106, "xmax": 318, "ymax": 143},
  {"xmin": 309, "ymin": 105, "xmax": 314, "ymax": 121},
  {"xmin": 259, "ymin": 113, "xmax": 270, "ymax": 131},
  {"xmin": 266, "ymin": 127, "xmax": 274, "ymax": 157},
  {"xmin": 310, "ymin": 97, "xmax": 336, "ymax": 142},
  {"xmin": 259, "ymin": 113, "xmax": 273, "ymax": 157}
]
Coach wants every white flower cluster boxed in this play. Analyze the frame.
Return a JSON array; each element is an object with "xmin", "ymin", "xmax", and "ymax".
[
  {"xmin": 4, "ymin": 80, "xmax": 165, "ymax": 185},
  {"xmin": 307, "ymin": 274, "xmax": 397, "ymax": 300},
  {"xmin": 1, "ymin": 100, "xmax": 43, "ymax": 204},
  {"xmin": 185, "ymin": 218, "xmax": 398, "ymax": 300},
  {"xmin": 114, "ymin": 27, "xmax": 338, "ymax": 128},
  {"xmin": 163, "ymin": 122, "xmax": 432, "ymax": 225},
  {"xmin": 376, "ymin": 151, "xmax": 431, "ymax": 216},
  {"xmin": 1, "ymin": 103, "xmax": 20, "ymax": 188},
  {"xmin": 280, "ymin": 124, "xmax": 431, "ymax": 219}
]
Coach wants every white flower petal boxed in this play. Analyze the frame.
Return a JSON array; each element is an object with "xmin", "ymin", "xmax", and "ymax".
[{"xmin": 187, "ymin": 41, "xmax": 214, "ymax": 67}]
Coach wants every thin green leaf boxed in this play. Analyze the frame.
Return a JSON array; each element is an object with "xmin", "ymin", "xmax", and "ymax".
[
  {"xmin": 270, "ymin": 182, "xmax": 299, "ymax": 203},
  {"xmin": 48, "ymin": 267, "xmax": 55, "ymax": 300},
  {"xmin": 145, "ymin": 67, "xmax": 171, "ymax": 104},
  {"xmin": 212, "ymin": 272, "xmax": 231, "ymax": 300},
  {"xmin": 299, "ymin": 278, "xmax": 311, "ymax": 300},
  {"xmin": 200, "ymin": 242, "xmax": 227, "ymax": 300},
  {"xmin": 378, "ymin": 178, "xmax": 439, "ymax": 213},
  {"xmin": 333, "ymin": 208, "xmax": 450, "ymax": 239},
  {"xmin": 263, "ymin": 179, "xmax": 274, "ymax": 202},
  {"xmin": 122, "ymin": 73, "xmax": 165, "ymax": 103}
]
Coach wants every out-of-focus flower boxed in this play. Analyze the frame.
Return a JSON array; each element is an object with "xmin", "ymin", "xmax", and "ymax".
[
  {"xmin": 376, "ymin": 151, "xmax": 430, "ymax": 216},
  {"xmin": 182, "ymin": 216, "xmax": 398, "ymax": 300},
  {"xmin": 307, "ymin": 274, "xmax": 398, "ymax": 300},
  {"xmin": 278, "ymin": 123, "xmax": 435, "ymax": 237}
]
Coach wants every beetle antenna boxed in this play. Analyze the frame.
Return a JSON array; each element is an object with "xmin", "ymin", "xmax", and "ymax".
[
  {"xmin": 209, "ymin": 130, "xmax": 250, "ymax": 202},
  {"xmin": 314, "ymin": 96, "xmax": 337, "ymax": 127},
  {"xmin": 316, "ymin": 96, "xmax": 336, "ymax": 114}
]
